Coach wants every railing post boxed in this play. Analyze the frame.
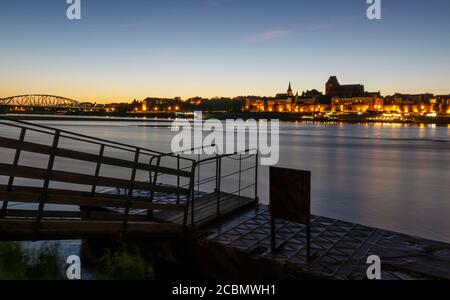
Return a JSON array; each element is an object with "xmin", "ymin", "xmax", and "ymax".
[
  {"xmin": 149, "ymin": 156, "xmax": 156, "ymax": 183},
  {"xmin": 35, "ymin": 130, "xmax": 61, "ymax": 233},
  {"xmin": 182, "ymin": 161, "xmax": 196, "ymax": 227},
  {"xmin": 191, "ymin": 185, "xmax": 195, "ymax": 226},
  {"xmin": 193, "ymin": 158, "xmax": 201, "ymax": 226},
  {"xmin": 122, "ymin": 148, "xmax": 140, "ymax": 236},
  {"xmin": 215, "ymin": 154, "xmax": 219, "ymax": 192},
  {"xmin": 255, "ymin": 152, "xmax": 259, "ymax": 203},
  {"xmin": 176, "ymin": 154, "xmax": 180, "ymax": 204},
  {"xmin": 197, "ymin": 154, "xmax": 200, "ymax": 196},
  {"xmin": 1, "ymin": 128, "xmax": 26, "ymax": 218},
  {"xmin": 86, "ymin": 144, "xmax": 105, "ymax": 220},
  {"xmin": 306, "ymin": 224, "xmax": 311, "ymax": 265},
  {"xmin": 91, "ymin": 145, "xmax": 105, "ymax": 196},
  {"xmin": 147, "ymin": 156, "xmax": 161, "ymax": 219},
  {"xmin": 238, "ymin": 154, "xmax": 242, "ymax": 205},
  {"xmin": 271, "ymin": 217, "xmax": 276, "ymax": 252},
  {"xmin": 216, "ymin": 156, "xmax": 222, "ymax": 217}
]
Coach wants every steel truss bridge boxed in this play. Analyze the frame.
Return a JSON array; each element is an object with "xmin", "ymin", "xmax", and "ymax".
[{"xmin": 0, "ymin": 94, "xmax": 83, "ymax": 109}]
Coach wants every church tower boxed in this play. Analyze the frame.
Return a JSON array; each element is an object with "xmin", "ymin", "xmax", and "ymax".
[
  {"xmin": 287, "ymin": 82, "xmax": 294, "ymax": 97},
  {"xmin": 326, "ymin": 76, "xmax": 340, "ymax": 96}
]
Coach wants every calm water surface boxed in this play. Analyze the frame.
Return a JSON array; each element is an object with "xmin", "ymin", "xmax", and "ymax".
[{"xmin": 1, "ymin": 119, "xmax": 449, "ymax": 243}]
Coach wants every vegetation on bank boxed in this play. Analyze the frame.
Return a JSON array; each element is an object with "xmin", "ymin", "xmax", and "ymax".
[
  {"xmin": 92, "ymin": 248, "xmax": 154, "ymax": 280},
  {"xmin": 0, "ymin": 242, "xmax": 63, "ymax": 280},
  {"xmin": 0, "ymin": 242, "xmax": 154, "ymax": 280}
]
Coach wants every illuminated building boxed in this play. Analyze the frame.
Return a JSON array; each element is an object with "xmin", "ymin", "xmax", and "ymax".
[
  {"xmin": 324, "ymin": 76, "xmax": 383, "ymax": 112},
  {"xmin": 332, "ymin": 95, "xmax": 383, "ymax": 113},
  {"xmin": 294, "ymin": 89, "xmax": 332, "ymax": 112},
  {"xmin": 142, "ymin": 97, "xmax": 184, "ymax": 112},
  {"xmin": 245, "ymin": 83, "xmax": 295, "ymax": 112},
  {"xmin": 325, "ymin": 76, "xmax": 366, "ymax": 98}
]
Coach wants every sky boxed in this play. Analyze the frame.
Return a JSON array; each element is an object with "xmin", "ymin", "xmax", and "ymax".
[{"xmin": 1, "ymin": 0, "xmax": 450, "ymax": 103}]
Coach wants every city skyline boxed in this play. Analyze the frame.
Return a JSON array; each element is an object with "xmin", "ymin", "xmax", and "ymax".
[
  {"xmin": 1, "ymin": 0, "xmax": 450, "ymax": 103},
  {"xmin": 1, "ymin": 76, "xmax": 448, "ymax": 105}
]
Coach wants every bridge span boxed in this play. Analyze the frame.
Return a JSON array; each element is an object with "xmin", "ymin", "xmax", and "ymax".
[{"xmin": 0, "ymin": 94, "xmax": 84, "ymax": 109}]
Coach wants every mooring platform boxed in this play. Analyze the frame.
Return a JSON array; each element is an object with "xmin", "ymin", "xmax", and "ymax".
[{"xmin": 183, "ymin": 205, "xmax": 450, "ymax": 280}]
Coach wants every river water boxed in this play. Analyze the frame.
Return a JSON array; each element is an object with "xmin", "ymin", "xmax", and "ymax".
[{"xmin": 1, "ymin": 118, "xmax": 449, "ymax": 243}]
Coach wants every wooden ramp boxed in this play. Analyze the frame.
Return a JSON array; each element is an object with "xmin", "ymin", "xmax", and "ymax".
[
  {"xmin": 0, "ymin": 117, "xmax": 197, "ymax": 241},
  {"xmin": 0, "ymin": 117, "xmax": 259, "ymax": 241},
  {"xmin": 145, "ymin": 192, "xmax": 255, "ymax": 227}
]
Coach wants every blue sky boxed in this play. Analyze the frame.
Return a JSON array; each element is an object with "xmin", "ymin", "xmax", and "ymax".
[{"xmin": 1, "ymin": 0, "xmax": 450, "ymax": 102}]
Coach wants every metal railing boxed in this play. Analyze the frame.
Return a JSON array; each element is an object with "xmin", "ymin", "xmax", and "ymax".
[
  {"xmin": 0, "ymin": 116, "xmax": 197, "ymax": 235},
  {"xmin": 0, "ymin": 116, "xmax": 260, "ymax": 232},
  {"xmin": 149, "ymin": 146, "xmax": 259, "ymax": 226},
  {"xmin": 192, "ymin": 151, "xmax": 259, "ymax": 225}
]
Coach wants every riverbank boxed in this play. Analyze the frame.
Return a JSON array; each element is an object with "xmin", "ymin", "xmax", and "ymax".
[{"xmin": 2, "ymin": 112, "xmax": 450, "ymax": 125}]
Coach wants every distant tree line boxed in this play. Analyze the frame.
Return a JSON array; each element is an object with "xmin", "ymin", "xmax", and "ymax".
[{"xmin": 182, "ymin": 97, "xmax": 246, "ymax": 112}]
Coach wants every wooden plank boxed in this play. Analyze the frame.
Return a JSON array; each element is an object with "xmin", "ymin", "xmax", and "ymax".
[
  {"xmin": 191, "ymin": 195, "xmax": 256, "ymax": 227},
  {"xmin": 0, "ymin": 185, "xmax": 160, "ymax": 202},
  {"xmin": 153, "ymin": 192, "xmax": 257, "ymax": 226},
  {"xmin": 5, "ymin": 209, "xmax": 81, "ymax": 219},
  {"xmin": 0, "ymin": 190, "xmax": 186, "ymax": 211},
  {"xmin": 4, "ymin": 209, "xmax": 149, "ymax": 221},
  {"xmin": 0, "ymin": 163, "xmax": 190, "ymax": 195},
  {"xmin": 153, "ymin": 193, "xmax": 219, "ymax": 223},
  {"xmin": 0, "ymin": 136, "xmax": 192, "ymax": 178},
  {"xmin": 0, "ymin": 219, "xmax": 183, "ymax": 238}
]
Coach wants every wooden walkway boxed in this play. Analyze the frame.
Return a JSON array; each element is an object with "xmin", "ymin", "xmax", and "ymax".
[
  {"xmin": 99, "ymin": 190, "xmax": 257, "ymax": 230},
  {"xmin": 0, "ymin": 190, "xmax": 257, "ymax": 241},
  {"xmin": 0, "ymin": 117, "xmax": 197, "ymax": 240},
  {"xmin": 0, "ymin": 117, "xmax": 259, "ymax": 241},
  {"xmin": 153, "ymin": 192, "xmax": 256, "ymax": 227}
]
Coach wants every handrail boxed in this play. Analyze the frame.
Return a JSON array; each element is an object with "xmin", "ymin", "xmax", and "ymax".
[
  {"xmin": 0, "ymin": 117, "xmax": 199, "ymax": 233},
  {"xmin": 0, "ymin": 116, "xmax": 196, "ymax": 162},
  {"xmin": 0, "ymin": 116, "xmax": 260, "ymax": 230},
  {"xmin": 195, "ymin": 149, "xmax": 258, "ymax": 165}
]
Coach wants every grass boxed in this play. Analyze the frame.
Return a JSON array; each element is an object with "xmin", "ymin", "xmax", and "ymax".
[
  {"xmin": 0, "ymin": 241, "xmax": 154, "ymax": 280},
  {"xmin": 0, "ymin": 242, "xmax": 64, "ymax": 280},
  {"xmin": 0, "ymin": 242, "xmax": 27, "ymax": 280},
  {"xmin": 93, "ymin": 247, "xmax": 154, "ymax": 280}
]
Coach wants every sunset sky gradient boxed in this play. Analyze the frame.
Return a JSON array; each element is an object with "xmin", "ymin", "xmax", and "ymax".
[{"xmin": 1, "ymin": 0, "xmax": 450, "ymax": 103}]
